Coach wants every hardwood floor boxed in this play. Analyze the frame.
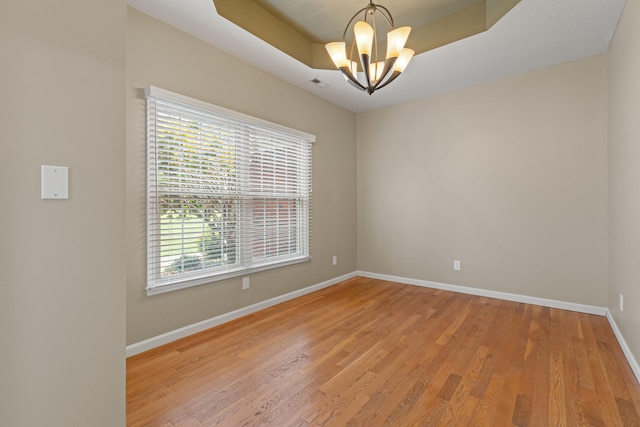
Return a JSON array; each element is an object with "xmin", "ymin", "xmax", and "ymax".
[{"xmin": 127, "ymin": 277, "xmax": 640, "ymax": 426}]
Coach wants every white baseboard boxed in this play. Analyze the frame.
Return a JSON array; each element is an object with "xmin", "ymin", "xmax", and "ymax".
[
  {"xmin": 357, "ymin": 271, "xmax": 607, "ymax": 316},
  {"xmin": 126, "ymin": 271, "xmax": 358, "ymax": 357},
  {"xmin": 128, "ymin": 271, "xmax": 639, "ymax": 385},
  {"xmin": 606, "ymin": 311, "xmax": 640, "ymax": 384}
]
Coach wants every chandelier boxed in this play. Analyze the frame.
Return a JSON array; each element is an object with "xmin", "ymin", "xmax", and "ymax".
[{"xmin": 325, "ymin": 1, "xmax": 414, "ymax": 95}]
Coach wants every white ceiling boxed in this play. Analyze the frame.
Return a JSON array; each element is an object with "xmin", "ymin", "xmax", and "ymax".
[{"xmin": 128, "ymin": 0, "xmax": 626, "ymax": 114}]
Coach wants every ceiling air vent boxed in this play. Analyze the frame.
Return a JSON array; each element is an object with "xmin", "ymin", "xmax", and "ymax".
[{"xmin": 310, "ymin": 78, "xmax": 329, "ymax": 88}]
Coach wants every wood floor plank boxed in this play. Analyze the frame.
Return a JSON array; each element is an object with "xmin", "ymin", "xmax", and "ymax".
[
  {"xmin": 548, "ymin": 324, "xmax": 568, "ymax": 426},
  {"xmin": 127, "ymin": 277, "xmax": 640, "ymax": 426},
  {"xmin": 470, "ymin": 372, "xmax": 505, "ymax": 426}
]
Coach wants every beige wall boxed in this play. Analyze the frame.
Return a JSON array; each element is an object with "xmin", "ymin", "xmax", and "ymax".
[
  {"xmin": 357, "ymin": 55, "xmax": 609, "ymax": 306},
  {"xmin": 608, "ymin": 0, "xmax": 640, "ymax": 365},
  {"xmin": 126, "ymin": 8, "xmax": 357, "ymax": 344},
  {"xmin": 0, "ymin": 1, "xmax": 126, "ymax": 426},
  {"xmin": 0, "ymin": 1, "xmax": 635, "ymax": 423}
]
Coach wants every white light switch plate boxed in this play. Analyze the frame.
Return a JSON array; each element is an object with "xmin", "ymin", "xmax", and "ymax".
[{"xmin": 41, "ymin": 165, "xmax": 69, "ymax": 199}]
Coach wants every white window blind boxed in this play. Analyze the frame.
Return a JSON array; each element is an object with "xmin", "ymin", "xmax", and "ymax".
[{"xmin": 146, "ymin": 86, "xmax": 314, "ymax": 295}]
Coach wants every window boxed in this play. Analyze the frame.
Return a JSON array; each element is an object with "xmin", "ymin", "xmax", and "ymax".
[{"xmin": 146, "ymin": 86, "xmax": 314, "ymax": 295}]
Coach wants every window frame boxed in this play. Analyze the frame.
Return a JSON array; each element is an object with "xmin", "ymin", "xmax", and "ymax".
[{"xmin": 145, "ymin": 86, "xmax": 314, "ymax": 296}]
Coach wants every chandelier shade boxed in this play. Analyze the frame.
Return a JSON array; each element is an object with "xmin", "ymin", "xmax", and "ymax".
[{"xmin": 325, "ymin": 1, "xmax": 414, "ymax": 95}]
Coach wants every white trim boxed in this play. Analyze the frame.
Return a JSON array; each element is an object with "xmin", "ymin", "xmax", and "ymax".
[
  {"xmin": 606, "ymin": 310, "xmax": 640, "ymax": 384},
  {"xmin": 357, "ymin": 271, "xmax": 607, "ymax": 316},
  {"xmin": 146, "ymin": 256, "xmax": 311, "ymax": 296},
  {"xmin": 126, "ymin": 271, "xmax": 357, "ymax": 357},
  {"xmin": 145, "ymin": 86, "xmax": 316, "ymax": 142}
]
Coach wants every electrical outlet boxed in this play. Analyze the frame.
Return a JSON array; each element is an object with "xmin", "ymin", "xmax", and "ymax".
[
  {"xmin": 332, "ymin": 256, "xmax": 337, "ymax": 266},
  {"xmin": 242, "ymin": 276, "xmax": 250, "ymax": 290},
  {"xmin": 619, "ymin": 293, "xmax": 624, "ymax": 312},
  {"xmin": 453, "ymin": 260, "xmax": 461, "ymax": 271}
]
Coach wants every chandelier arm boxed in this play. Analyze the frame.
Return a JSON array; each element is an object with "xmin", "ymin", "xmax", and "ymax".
[
  {"xmin": 372, "ymin": 57, "xmax": 398, "ymax": 90},
  {"xmin": 360, "ymin": 53, "xmax": 374, "ymax": 92},
  {"xmin": 347, "ymin": 78, "xmax": 368, "ymax": 92},
  {"xmin": 338, "ymin": 66, "xmax": 367, "ymax": 91},
  {"xmin": 372, "ymin": 70, "xmax": 402, "ymax": 91},
  {"xmin": 373, "ymin": 4, "xmax": 394, "ymax": 28},
  {"xmin": 371, "ymin": 12, "xmax": 378, "ymax": 64},
  {"xmin": 341, "ymin": 6, "xmax": 369, "ymax": 40}
]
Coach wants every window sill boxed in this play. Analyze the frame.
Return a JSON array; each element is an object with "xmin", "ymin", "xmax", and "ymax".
[{"xmin": 146, "ymin": 255, "xmax": 311, "ymax": 296}]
